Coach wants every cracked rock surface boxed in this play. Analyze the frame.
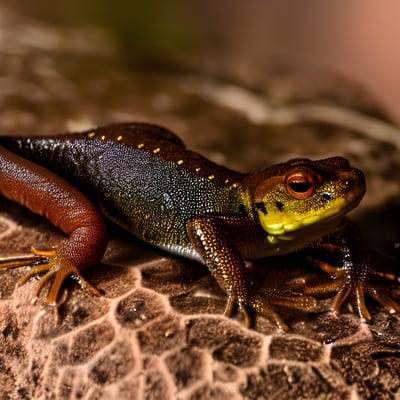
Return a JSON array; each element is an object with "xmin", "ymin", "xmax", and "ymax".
[{"xmin": 1, "ymin": 6, "xmax": 400, "ymax": 400}]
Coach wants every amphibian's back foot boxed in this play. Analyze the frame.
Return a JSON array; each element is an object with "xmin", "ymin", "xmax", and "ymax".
[{"xmin": 0, "ymin": 246, "xmax": 101, "ymax": 304}]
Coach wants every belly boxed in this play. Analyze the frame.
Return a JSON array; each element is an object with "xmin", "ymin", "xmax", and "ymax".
[{"xmin": 154, "ymin": 243, "xmax": 204, "ymax": 264}]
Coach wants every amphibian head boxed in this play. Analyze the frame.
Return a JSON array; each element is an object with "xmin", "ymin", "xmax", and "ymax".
[{"xmin": 248, "ymin": 156, "xmax": 366, "ymax": 238}]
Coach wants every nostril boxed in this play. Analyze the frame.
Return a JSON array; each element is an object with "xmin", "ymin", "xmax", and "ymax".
[{"xmin": 350, "ymin": 168, "xmax": 365, "ymax": 183}]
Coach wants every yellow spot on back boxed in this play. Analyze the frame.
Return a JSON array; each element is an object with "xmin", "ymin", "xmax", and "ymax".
[
  {"xmin": 177, "ymin": 160, "xmax": 184, "ymax": 165},
  {"xmin": 230, "ymin": 183, "xmax": 238, "ymax": 188},
  {"xmin": 87, "ymin": 132, "xmax": 95, "ymax": 138},
  {"xmin": 195, "ymin": 167, "xmax": 201, "ymax": 173},
  {"xmin": 100, "ymin": 135, "xmax": 106, "ymax": 141},
  {"xmin": 116, "ymin": 135, "xmax": 123, "ymax": 141},
  {"xmin": 208, "ymin": 175, "xmax": 215, "ymax": 180},
  {"xmin": 153, "ymin": 147, "xmax": 161, "ymax": 154},
  {"xmin": 137, "ymin": 143, "xmax": 144, "ymax": 149}
]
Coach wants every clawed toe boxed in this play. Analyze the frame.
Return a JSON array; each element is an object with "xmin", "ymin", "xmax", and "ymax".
[
  {"xmin": 366, "ymin": 284, "xmax": 400, "ymax": 315},
  {"xmin": 300, "ymin": 271, "xmax": 400, "ymax": 321},
  {"xmin": 224, "ymin": 286, "xmax": 319, "ymax": 330},
  {"xmin": 0, "ymin": 247, "xmax": 101, "ymax": 304}
]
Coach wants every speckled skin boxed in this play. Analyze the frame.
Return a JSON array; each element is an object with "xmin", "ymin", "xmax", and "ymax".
[
  {"xmin": 2, "ymin": 124, "xmax": 249, "ymax": 255},
  {"xmin": 0, "ymin": 122, "xmax": 398, "ymax": 329}
]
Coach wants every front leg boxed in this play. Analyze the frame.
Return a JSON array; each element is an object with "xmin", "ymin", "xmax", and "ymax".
[
  {"xmin": 187, "ymin": 216, "xmax": 317, "ymax": 330},
  {"xmin": 304, "ymin": 220, "xmax": 400, "ymax": 320}
]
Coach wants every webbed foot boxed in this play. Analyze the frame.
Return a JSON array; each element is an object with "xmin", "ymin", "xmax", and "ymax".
[{"xmin": 0, "ymin": 246, "xmax": 101, "ymax": 304}]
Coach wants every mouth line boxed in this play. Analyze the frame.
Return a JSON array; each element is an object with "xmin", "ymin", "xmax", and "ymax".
[
  {"xmin": 286, "ymin": 192, "xmax": 364, "ymax": 232},
  {"xmin": 265, "ymin": 190, "xmax": 364, "ymax": 236}
]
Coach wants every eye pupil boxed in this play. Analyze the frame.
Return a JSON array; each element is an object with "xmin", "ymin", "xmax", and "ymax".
[
  {"xmin": 289, "ymin": 181, "xmax": 312, "ymax": 193},
  {"xmin": 285, "ymin": 170, "xmax": 316, "ymax": 200}
]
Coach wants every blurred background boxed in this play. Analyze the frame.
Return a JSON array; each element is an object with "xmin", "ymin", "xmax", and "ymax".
[{"xmin": 2, "ymin": 0, "xmax": 400, "ymax": 123}]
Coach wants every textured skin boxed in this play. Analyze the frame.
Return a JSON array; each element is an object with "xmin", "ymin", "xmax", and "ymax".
[
  {"xmin": 0, "ymin": 123, "xmax": 364, "ymax": 258},
  {"xmin": 0, "ymin": 146, "xmax": 108, "ymax": 270},
  {"xmin": 1, "ymin": 122, "xmax": 398, "ymax": 328},
  {"xmin": 2, "ymin": 123, "xmax": 246, "ymax": 252}
]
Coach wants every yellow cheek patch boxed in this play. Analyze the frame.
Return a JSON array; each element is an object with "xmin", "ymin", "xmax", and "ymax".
[{"xmin": 258, "ymin": 198, "xmax": 347, "ymax": 236}]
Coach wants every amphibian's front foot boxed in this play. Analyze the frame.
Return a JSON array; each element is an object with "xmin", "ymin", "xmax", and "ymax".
[
  {"xmin": 225, "ymin": 284, "xmax": 318, "ymax": 331},
  {"xmin": 187, "ymin": 217, "xmax": 319, "ymax": 330},
  {"xmin": 0, "ymin": 246, "xmax": 101, "ymax": 304},
  {"xmin": 303, "ymin": 221, "xmax": 400, "ymax": 321},
  {"xmin": 304, "ymin": 257, "xmax": 400, "ymax": 321}
]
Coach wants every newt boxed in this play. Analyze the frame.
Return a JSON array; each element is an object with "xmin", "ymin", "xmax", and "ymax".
[{"xmin": 0, "ymin": 122, "xmax": 399, "ymax": 329}]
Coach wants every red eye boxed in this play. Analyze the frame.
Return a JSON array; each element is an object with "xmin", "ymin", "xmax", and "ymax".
[{"xmin": 286, "ymin": 171, "xmax": 316, "ymax": 199}]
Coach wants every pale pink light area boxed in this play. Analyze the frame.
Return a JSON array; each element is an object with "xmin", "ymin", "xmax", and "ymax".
[
  {"xmin": 292, "ymin": 1, "xmax": 400, "ymax": 124},
  {"xmin": 196, "ymin": 0, "xmax": 400, "ymax": 124}
]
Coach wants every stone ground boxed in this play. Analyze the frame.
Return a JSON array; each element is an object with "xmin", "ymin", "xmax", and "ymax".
[{"xmin": 1, "ymin": 5, "xmax": 400, "ymax": 400}]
